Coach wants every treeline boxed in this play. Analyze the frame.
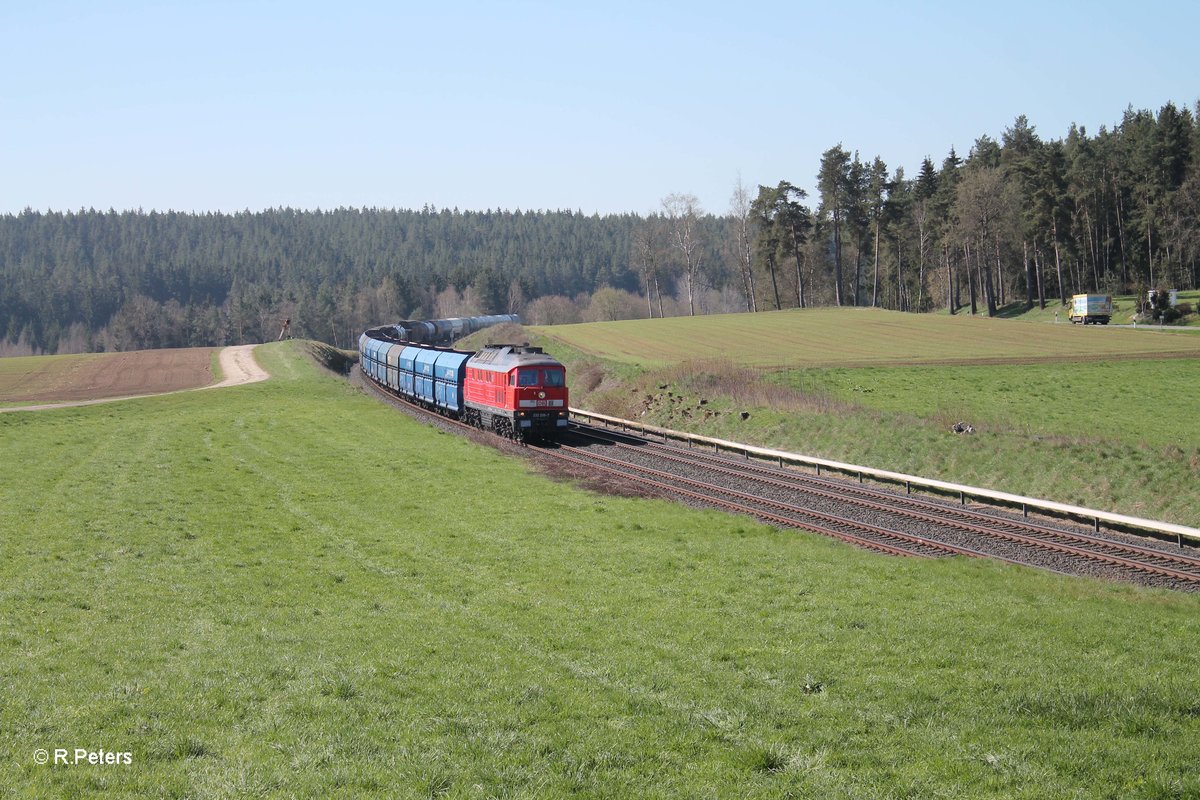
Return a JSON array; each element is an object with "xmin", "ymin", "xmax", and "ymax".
[
  {"xmin": 0, "ymin": 208, "xmax": 724, "ymax": 353},
  {"xmin": 2, "ymin": 101, "xmax": 1197, "ymax": 354},
  {"xmin": 724, "ymin": 102, "xmax": 1200, "ymax": 317}
]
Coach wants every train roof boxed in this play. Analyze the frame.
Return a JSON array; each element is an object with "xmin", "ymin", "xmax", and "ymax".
[{"xmin": 468, "ymin": 344, "xmax": 563, "ymax": 370}]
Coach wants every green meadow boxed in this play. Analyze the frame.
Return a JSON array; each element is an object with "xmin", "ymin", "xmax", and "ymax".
[
  {"xmin": 1, "ymin": 342, "xmax": 1199, "ymax": 798},
  {"xmin": 538, "ymin": 307, "xmax": 1200, "ymax": 369},
  {"xmin": 530, "ymin": 310, "xmax": 1200, "ymax": 526},
  {"xmin": 770, "ymin": 360, "xmax": 1196, "ymax": 451}
]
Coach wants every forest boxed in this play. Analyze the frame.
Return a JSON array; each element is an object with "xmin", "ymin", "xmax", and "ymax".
[{"xmin": 2, "ymin": 101, "xmax": 1197, "ymax": 355}]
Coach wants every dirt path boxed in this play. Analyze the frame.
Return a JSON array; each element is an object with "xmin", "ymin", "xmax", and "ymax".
[
  {"xmin": 206, "ymin": 345, "xmax": 270, "ymax": 390},
  {"xmin": 1, "ymin": 345, "xmax": 268, "ymax": 413}
]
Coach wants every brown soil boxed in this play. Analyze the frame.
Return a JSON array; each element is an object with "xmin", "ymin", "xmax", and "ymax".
[{"xmin": 2, "ymin": 347, "xmax": 218, "ymax": 402}]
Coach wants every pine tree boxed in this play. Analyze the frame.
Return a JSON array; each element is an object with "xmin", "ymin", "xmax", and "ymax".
[{"xmin": 816, "ymin": 145, "xmax": 852, "ymax": 306}]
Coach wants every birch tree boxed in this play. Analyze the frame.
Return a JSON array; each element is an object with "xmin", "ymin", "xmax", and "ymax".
[
  {"xmin": 662, "ymin": 193, "xmax": 705, "ymax": 316},
  {"xmin": 729, "ymin": 178, "xmax": 757, "ymax": 312}
]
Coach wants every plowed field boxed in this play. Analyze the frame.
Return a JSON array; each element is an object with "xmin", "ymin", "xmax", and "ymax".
[{"xmin": 0, "ymin": 347, "xmax": 217, "ymax": 403}]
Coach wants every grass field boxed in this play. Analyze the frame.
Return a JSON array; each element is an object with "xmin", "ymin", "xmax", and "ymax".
[
  {"xmin": 770, "ymin": 360, "xmax": 1196, "ymax": 451},
  {"xmin": 526, "ymin": 310, "xmax": 1200, "ymax": 526},
  {"xmin": 537, "ymin": 307, "xmax": 1200, "ymax": 369},
  {"xmin": 3, "ymin": 342, "xmax": 1199, "ymax": 797}
]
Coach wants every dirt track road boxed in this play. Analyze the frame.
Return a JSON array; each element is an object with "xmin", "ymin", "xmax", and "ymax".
[
  {"xmin": 206, "ymin": 345, "xmax": 270, "ymax": 390},
  {"xmin": 1, "ymin": 345, "xmax": 268, "ymax": 413}
]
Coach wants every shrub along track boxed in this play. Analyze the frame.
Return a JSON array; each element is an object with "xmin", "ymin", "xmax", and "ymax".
[{"xmin": 357, "ymin": 366, "xmax": 1200, "ymax": 591}]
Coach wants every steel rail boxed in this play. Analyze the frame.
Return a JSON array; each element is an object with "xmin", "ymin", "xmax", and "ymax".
[
  {"xmin": 570, "ymin": 408, "xmax": 1200, "ymax": 546},
  {"xmin": 567, "ymin": 424, "xmax": 1200, "ymax": 585},
  {"xmin": 572, "ymin": 422, "xmax": 1200, "ymax": 578},
  {"xmin": 546, "ymin": 442, "xmax": 1027, "ymax": 564}
]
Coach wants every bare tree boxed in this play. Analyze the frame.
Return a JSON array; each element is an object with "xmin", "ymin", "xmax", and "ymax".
[
  {"xmin": 662, "ymin": 192, "xmax": 705, "ymax": 316},
  {"xmin": 729, "ymin": 177, "xmax": 757, "ymax": 312},
  {"xmin": 506, "ymin": 280, "xmax": 526, "ymax": 315},
  {"xmin": 631, "ymin": 217, "xmax": 665, "ymax": 318},
  {"xmin": 912, "ymin": 198, "xmax": 932, "ymax": 312},
  {"xmin": 867, "ymin": 157, "xmax": 890, "ymax": 307}
]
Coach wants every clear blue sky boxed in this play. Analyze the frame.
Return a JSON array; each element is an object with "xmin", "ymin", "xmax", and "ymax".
[{"xmin": 3, "ymin": 0, "xmax": 1197, "ymax": 216}]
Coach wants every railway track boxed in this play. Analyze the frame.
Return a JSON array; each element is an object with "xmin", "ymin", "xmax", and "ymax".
[
  {"xmin": 360, "ymin": 372, "xmax": 1200, "ymax": 591},
  {"xmin": 542, "ymin": 440, "xmax": 1016, "ymax": 562},
  {"xmin": 554, "ymin": 421, "xmax": 1200, "ymax": 591}
]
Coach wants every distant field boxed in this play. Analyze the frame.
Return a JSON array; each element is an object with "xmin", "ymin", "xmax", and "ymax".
[
  {"xmin": 0, "ymin": 347, "xmax": 217, "ymax": 403},
  {"xmin": 3, "ymin": 342, "xmax": 1199, "ymax": 797},
  {"xmin": 536, "ymin": 307, "xmax": 1200, "ymax": 368}
]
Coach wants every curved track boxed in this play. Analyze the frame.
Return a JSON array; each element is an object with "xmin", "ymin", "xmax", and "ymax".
[
  {"xmin": 557, "ymin": 422, "xmax": 1200, "ymax": 591},
  {"xmin": 359, "ymin": 370, "xmax": 1200, "ymax": 591}
]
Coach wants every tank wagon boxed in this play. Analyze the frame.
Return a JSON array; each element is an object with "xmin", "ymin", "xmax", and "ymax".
[
  {"xmin": 384, "ymin": 314, "xmax": 520, "ymax": 346},
  {"xmin": 358, "ymin": 317, "xmax": 568, "ymax": 441}
]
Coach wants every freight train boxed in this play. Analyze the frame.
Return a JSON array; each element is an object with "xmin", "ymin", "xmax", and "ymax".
[{"xmin": 358, "ymin": 316, "xmax": 569, "ymax": 441}]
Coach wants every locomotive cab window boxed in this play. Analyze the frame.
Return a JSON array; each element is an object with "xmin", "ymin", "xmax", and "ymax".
[
  {"xmin": 517, "ymin": 369, "xmax": 539, "ymax": 387},
  {"xmin": 543, "ymin": 369, "xmax": 564, "ymax": 387}
]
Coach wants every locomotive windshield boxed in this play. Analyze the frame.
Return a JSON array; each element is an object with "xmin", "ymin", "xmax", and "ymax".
[{"xmin": 513, "ymin": 367, "xmax": 565, "ymax": 387}]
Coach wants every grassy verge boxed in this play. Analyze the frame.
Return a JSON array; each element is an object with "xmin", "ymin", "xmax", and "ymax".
[
  {"xmin": 1, "ymin": 341, "xmax": 1198, "ymax": 797},
  {"xmin": 570, "ymin": 357, "xmax": 1200, "ymax": 526},
  {"xmin": 209, "ymin": 349, "xmax": 224, "ymax": 384},
  {"xmin": 302, "ymin": 340, "xmax": 359, "ymax": 375}
]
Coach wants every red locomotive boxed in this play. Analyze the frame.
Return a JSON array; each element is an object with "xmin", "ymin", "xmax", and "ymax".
[{"xmin": 463, "ymin": 344, "xmax": 569, "ymax": 439}]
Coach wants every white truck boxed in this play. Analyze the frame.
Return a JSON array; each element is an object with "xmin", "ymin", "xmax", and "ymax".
[{"xmin": 1068, "ymin": 294, "xmax": 1113, "ymax": 325}]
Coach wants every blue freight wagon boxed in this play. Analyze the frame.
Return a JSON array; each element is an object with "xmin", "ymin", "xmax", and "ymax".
[
  {"xmin": 398, "ymin": 346, "xmax": 422, "ymax": 398},
  {"xmin": 413, "ymin": 349, "xmax": 439, "ymax": 404},
  {"xmin": 432, "ymin": 351, "xmax": 470, "ymax": 413}
]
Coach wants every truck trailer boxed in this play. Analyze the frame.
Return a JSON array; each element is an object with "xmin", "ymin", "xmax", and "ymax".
[{"xmin": 1068, "ymin": 294, "xmax": 1113, "ymax": 325}]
